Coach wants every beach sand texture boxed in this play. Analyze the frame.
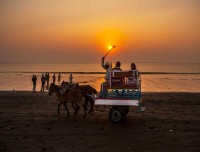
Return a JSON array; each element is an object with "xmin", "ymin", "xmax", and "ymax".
[{"xmin": 0, "ymin": 91, "xmax": 200, "ymax": 152}]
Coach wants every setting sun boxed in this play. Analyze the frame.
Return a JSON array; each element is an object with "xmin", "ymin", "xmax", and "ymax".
[{"xmin": 108, "ymin": 45, "xmax": 113, "ymax": 51}]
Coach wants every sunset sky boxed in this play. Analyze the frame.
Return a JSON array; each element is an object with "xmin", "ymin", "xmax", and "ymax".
[{"xmin": 0, "ymin": 0, "xmax": 199, "ymax": 63}]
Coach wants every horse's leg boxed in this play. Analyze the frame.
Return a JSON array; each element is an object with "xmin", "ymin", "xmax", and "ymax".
[
  {"xmin": 64, "ymin": 103, "xmax": 70, "ymax": 117},
  {"xmin": 58, "ymin": 103, "xmax": 61, "ymax": 115},
  {"xmin": 74, "ymin": 102, "xmax": 80, "ymax": 116},
  {"xmin": 85, "ymin": 96, "xmax": 94, "ymax": 114},
  {"xmin": 88, "ymin": 96, "xmax": 94, "ymax": 114},
  {"xmin": 83, "ymin": 100, "xmax": 87, "ymax": 118},
  {"xmin": 84, "ymin": 96, "xmax": 88, "ymax": 112},
  {"xmin": 71, "ymin": 102, "xmax": 77, "ymax": 111},
  {"xmin": 80, "ymin": 97, "xmax": 87, "ymax": 118}
]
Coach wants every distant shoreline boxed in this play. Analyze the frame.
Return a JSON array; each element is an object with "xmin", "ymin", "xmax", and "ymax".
[
  {"xmin": 0, "ymin": 71, "xmax": 200, "ymax": 75},
  {"xmin": 0, "ymin": 91, "xmax": 200, "ymax": 94}
]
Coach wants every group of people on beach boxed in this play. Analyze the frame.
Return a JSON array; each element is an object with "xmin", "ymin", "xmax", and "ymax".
[{"xmin": 32, "ymin": 72, "xmax": 64, "ymax": 92}]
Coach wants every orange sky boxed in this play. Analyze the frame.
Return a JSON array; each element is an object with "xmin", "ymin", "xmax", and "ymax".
[{"xmin": 0, "ymin": 0, "xmax": 200, "ymax": 63}]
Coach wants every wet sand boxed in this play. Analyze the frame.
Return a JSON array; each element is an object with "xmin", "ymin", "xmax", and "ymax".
[{"xmin": 0, "ymin": 91, "xmax": 200, "ymax": 152}]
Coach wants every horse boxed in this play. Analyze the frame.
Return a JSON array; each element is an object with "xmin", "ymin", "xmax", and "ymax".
[
  {"xmin": 48, "ymin": 83, "xmax": 87, "ymax": 118},
  {"xmin": 61, "ymin": 81, "xmax": 97, "ymax": 113}
]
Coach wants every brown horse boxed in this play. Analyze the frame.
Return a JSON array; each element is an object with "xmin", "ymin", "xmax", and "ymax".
[
  {"xmin": 48, "ymin": 83, "xmax": 87, "ymax": 118},
  {"xmin": 61, "ymin": 81, "xmax": 97, "ymax": 113}
]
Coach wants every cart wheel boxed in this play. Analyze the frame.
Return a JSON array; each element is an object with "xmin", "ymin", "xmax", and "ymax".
[{"xmin": 109, "ymin": 106, "xmax": 123, "ymax": 123}]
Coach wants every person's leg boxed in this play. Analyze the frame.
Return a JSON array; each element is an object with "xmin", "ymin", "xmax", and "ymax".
[
  {"xmin": 33, "ymin": 83, "xmax": 35, "ymax": 92},
  {"xmin": 35, "ymin": 83, "xmax": 37, "ymax": 92}
]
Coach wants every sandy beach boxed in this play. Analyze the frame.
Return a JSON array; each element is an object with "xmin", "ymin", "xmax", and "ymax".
[{"xmin": 0, "ymin": 91, "xmax": 200, "ymax": 152}]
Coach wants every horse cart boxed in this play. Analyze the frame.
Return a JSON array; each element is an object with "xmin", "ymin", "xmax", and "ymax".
[{"xmin": 95, "ymin": 70, "xmax": 144, "ymax": 123}]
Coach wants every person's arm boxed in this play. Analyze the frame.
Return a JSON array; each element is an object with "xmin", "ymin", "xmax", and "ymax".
[{"xmin": 101, "ymin": 57, "xmax": 106, "ymax": 69}]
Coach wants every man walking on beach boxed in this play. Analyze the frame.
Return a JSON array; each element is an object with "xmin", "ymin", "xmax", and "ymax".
[
  {"xmin": 45, "ymin": 73, "xmax": 50, "ymax": 89},
  {"xmin": 40, "ymin": 74, "xmax": 46, "ymax": 92},
  {"xmin": 58, "ymin": 73, "xmax": 61, "ymax": 84},
  {"xmin": 69, "ymin": 73, "xmax": 73, "ymax": 84},
  {"xmin": 53, "ymin": 73, "xmax": 56, "ymax": 84}
]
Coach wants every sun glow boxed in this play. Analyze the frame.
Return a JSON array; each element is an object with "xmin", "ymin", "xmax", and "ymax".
[
  {"xmin": 95, "ymin": 28, "xmax": 126, "ymax": 53},
  {"xmin": 108, "ymin": 45, "xmax": 113, "ymax": 51}
]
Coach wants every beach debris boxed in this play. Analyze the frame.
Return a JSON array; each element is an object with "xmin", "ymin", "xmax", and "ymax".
[
  {"xmin": 49, "ymin": 120, "xmax": 55, "ymax": 124},
  {"xmin": 41, "ymin": 147, "xmax": 47, "ymax": 152},
  {"xmin": 6, "ymin": 127, "xmax": 15, "ymax": 130},
  {"xmin": 46, "ymin": 127, "xmax": 52, "ymax": 131},
  {"xmin": 23, "ymin": 136, "xmax": 28, "ymax": 139},
  {"xmin": 4, "ymin": 120, "xmax": 12, "ymax": 123},
  {"xmin": 0, "ymin": 144, "xmax": 7, "ymax": 152},
  {"xmin": 149, "ymin": 126, "xmax": 156, "ymax": 130},
  {"xmin": 0, "ymin": 125, "xmax": 6, "ymax": 128},
  {"xmin": 99, "ymin": 126, "xmax": 104, "ymax": 130}
]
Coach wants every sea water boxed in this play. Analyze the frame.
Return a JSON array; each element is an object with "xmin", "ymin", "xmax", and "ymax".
[{"xmin": 0, "ymin": 62, "xmax": 200, "ymax": 92}]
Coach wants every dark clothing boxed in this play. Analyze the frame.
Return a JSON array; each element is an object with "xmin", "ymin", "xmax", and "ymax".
[
  {"xmin": 45, "ymin": 74, "xmax": 49, "ymax": 83},
  {"xmin": 32, "ymin": 76, "xmax": 37, "ymax": 92},
  {"xmin": 41, "ymin": 76, "xmax": 46, "ymax": 85},
  {"xmin": 41, "ymin": 76, "xmax": 46, "ymax": 92}
]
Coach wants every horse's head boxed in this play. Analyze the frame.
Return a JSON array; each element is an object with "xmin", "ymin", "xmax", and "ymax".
[
  {"xmin": 86, "ymin": 85, "xmax": 97, "ymax": 94},
  {"xmin": 61, "ymin": 81, "xmax": 70, "ymax": 86},
  {"xmin": 48, "ymin": 83, "xmax": 56, "ymax": 96},
  {"xmin": 70, "ymin": 83, "xmax": 79, "ymax": 88}
]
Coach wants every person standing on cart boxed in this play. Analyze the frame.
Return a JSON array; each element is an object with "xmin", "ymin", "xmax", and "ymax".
[{"xmin": 101, "ymin": 56, "xmax": 112, "ymax": 82}]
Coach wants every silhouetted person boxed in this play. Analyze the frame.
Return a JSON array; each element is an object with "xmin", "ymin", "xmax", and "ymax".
[
  {"xmin": 131, "ymin": 63, "xmax": 136, "ymax": 70},
  {"xmin": 52, "ymin": 73, "xmax": 56, "ymax": 84},
  {"xmin": 112, "ymin": 61, "xmax": 122, "ymax": 72},
  {"xmin": 101, "ymin": 56, "xmax": 112, "ymax": 82},
  {"xmin": 126, "ymin": 62, "xmax": 139, "ymax": 83},
  {"xmin": 45, "ymin": 73, "xmax": 48, "ymax": 85},
  {"xmin": 69, "ymin": 73, "xmax": 73, "ymax": 84},
  {"xmin": 32, "ymin": 75, "xmax": 37, "ymax": 92},
  {"xmin": 45, "ymin": 73, "xmax": 50, "ymax": 89},
  {"xmin": 40, "ymin": 74, "xmax": 46, "ymax": 92},
  {"xmin": 32, "ymin": 75, "xmax": 35, "ymax": 91},
  {"xmin": 130, "ymin": 62, "xmax": 139, "ymax": 78},
  {"xmin": 58, "ymin": 73, "xmax": 62, "ymax": 84}
]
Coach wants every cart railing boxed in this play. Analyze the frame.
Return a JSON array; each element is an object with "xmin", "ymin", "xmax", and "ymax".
[{"xmin": 101, "ymin": 70, "xmax": 141, "ymax": 90}]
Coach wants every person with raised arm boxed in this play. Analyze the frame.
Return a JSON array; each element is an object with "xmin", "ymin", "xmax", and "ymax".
[{"xmin": 101, "ymin": 56, "xmax": 112, "ymax": 82}]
